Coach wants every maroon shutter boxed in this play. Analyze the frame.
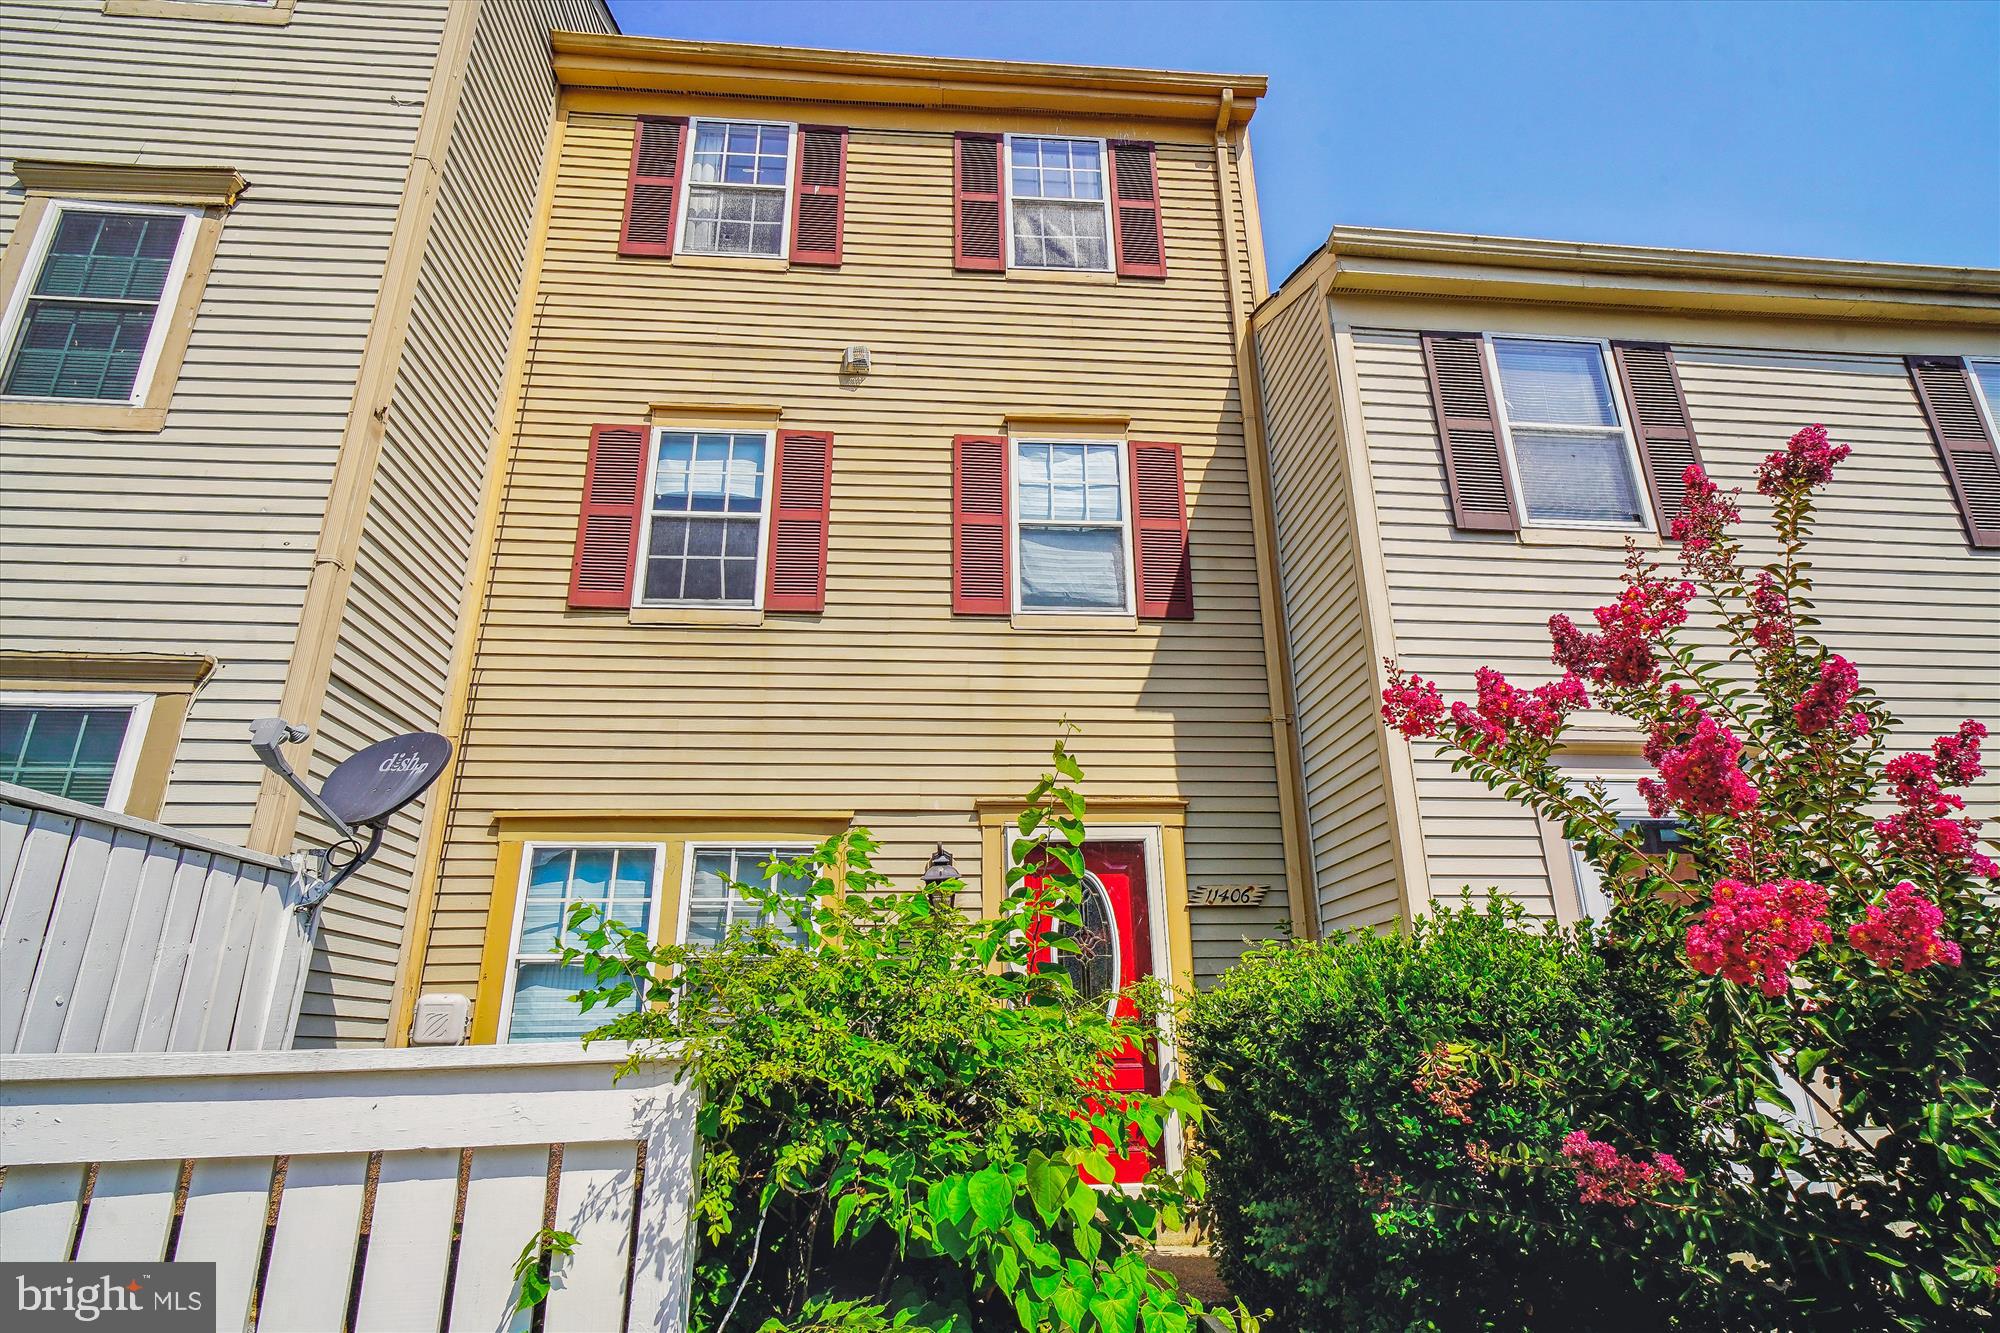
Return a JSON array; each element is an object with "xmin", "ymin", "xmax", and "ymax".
[
  {"xmin": 952, "ymin": 434, "xmax": 1009, "ymax": 614},
  {"xmin": 1130, "ymin": 441, "xmax": 1193, "ymax": 619},
  {"xmin": 1109, "ymin": 141, "xmax": 1166, "ymax": 279},
  {"xmin": 1612, "ymin": 342, "xmax": 1705, "ymax": 535},
  {"xmin": 765, "ymin": 430, "xmax": 833, "ymax": 612},
  {"xmin": 567, "ymin": 424, "xmax": 647, "ymax": 608},
  {"xmin": 620, "ymin": 116, "xmax": 686, "ymax": 257},
  {"xmin": 954, "ymin": 132, "xmax": 1003, "ymax": 271},
  {"xmin": 790, "ymin": 126, "xmax": 846, "ymax": 267},
  {"xmin": 1907, "ymin": 356, "xmax": 2000, "ymax": 548},
  {"xmin": 1419, "ymin": 331, "xmax": 1519, "ymax": 532}
]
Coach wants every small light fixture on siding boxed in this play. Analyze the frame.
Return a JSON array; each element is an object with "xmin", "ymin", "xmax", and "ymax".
[
  {"xmin": 841, "ymin": 344, "xmax": 871, "ymax": 375},
  {"xmin": 920, "ymin": 844, "xmax": 958, "ymax": 891}
]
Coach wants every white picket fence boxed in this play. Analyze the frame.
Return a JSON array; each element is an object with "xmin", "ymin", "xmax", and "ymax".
[
  {"xmin": 0, "ymin": 1042, "xmax": 700, "ymax": 1333},
  {"xmin": 0, "ymin": 781, "xmax": 313, "ymax": 1053}
]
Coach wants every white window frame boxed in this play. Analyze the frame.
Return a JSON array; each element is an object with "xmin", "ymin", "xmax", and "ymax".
[
  {"xmin": 1967, "ymin": 357, "xmax": 2000, "ymax": 436},
  {"xmin": 0, "ymin": 690, "xmax": 156, "ymax": 814},
  {"xmin": 674, "ymin": 841, "xmax": 820, "ymax": 947},
  {"xmin": 635, "ymin": 426, "xmax": 776, "ymax": 610},
  {"xmin": 1008, "ymin": 437, "xmax": 1137, "ymax": 617},
  {"xmin": 1484, "ymin": 333, "xmax": 1653, "ymax": 533},
  {"xmin": 495, "ymin": 840, "xmax": 668, "ymax": 1045},
  {"xmin": 1001, "ymin": 133, "xmax": 1116, "ymax": 274},
  {"xmin": 672, "ymin": 116, "xmax": 798, "ymax": 260},
  {"xmin": 0, "ymin": 199, "xmax": 202, "ymax": 407}
]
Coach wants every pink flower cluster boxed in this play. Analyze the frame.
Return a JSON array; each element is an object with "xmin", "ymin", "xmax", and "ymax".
[
  {"xmin": 1560, "ymin": 1131, "xmax": 1687, "ymax": 1207},
  {"xmin": 1668, "ymin": 465, "xmax": 1741, "ymax": 581},
  {"xmin": 1381, "ymin": 666, "xmax": 1447, "ymax": 739},
  {"xmin": 1875, "ymin": 722, "xmax": 1998, "ymax": 879},
  {"xmin": 1640, "ymin": 694, "xmax": 1760, "ymax": 818},
  {"xmin": 1748, "ymin": 572, "xmax": 1793, "ymax": 653},
  {"xmin": 1549, "ymin": 562, "xmax": 1695, "ymax": 689},
  {"xmin": 1757, "ymin": 423, "xmax": 1851, "ymax": 497},
  {"xmin": 1684, "ymin": 877, "xmax": 1830, "ymax": 997},
  {"xmin": 1793, "ymin": 654, "xmax": 1861, "ymax": 737},
  {"xmin": 1413, "ymin": 1042, "xmax": 1482, "ymax": 1124},
  {"xmin": 1848, "ymin": 881, "xmax": 1963, "ymax": 972},
  {"xmin": 1380, "ymin": 664, "xmax": 1588, "ymax": 754}
]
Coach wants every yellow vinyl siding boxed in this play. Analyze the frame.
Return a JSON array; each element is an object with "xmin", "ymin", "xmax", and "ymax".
[
  {"xmin": 1255, "ymin": 295, "xmax": 1400, "ymax": 931},
  {"xmin": 419, "ymin": 106, "xmax": 1291, "ymax": 1009}
]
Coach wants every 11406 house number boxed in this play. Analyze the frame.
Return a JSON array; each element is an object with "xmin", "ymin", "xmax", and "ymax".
[{"xmin": 1187, "ymin": 884, "xmax": 1272, "ymax": 907}]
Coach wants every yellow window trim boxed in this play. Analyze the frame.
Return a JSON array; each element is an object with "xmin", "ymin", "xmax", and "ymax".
[
  {"xmin": 0, "ymin": 651, "xmax": 214, "ymax": 821},
  {"xmin": 648, "ymin": 403, "xmax": 784, "ymax": 427},
  {"xmin": 10, "ymin": 160, "xmax": 248, "ymax": 208},
  {"xmin": 1001, "ymin": 411, "xmax": 1131, "ymax": 435},
  {"xmin": 103, "ymin": 0, "xmax": 296, "ymax": 25}
]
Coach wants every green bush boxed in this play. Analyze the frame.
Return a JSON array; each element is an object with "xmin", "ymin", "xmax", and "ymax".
[{"xmin": 1179, "ymin": 902, "xmax": 1704, "ymax": 1332}]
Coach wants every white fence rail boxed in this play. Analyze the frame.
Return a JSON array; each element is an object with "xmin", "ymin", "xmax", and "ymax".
[
  {"xmin": 0, "ymin": 781, "xmax": 312, "ymax": 1053},
  {"xmin": 0, "ymin": 1043, "xmax": 700, "ymax": 1333}
]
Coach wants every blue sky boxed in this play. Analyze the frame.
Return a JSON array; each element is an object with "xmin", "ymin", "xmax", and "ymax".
[{"xmin": 605, "ymin": 0, "xmax": 2000, "ymax": 287}]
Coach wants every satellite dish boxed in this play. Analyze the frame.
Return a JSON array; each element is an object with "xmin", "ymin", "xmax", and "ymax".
[{"xmin": 320, "ymin": 732, "xmax": 453, "ymax": 827}]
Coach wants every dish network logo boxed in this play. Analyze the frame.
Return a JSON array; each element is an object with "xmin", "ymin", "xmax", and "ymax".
[{"xmin": 15, "ymin": 1273, "xmax": 201, "ymax": 1322}]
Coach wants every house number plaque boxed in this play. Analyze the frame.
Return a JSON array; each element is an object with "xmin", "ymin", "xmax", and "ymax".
[{"xmin": 1188, "ymin": 884, "xmax": 1272, "ymax": 907}]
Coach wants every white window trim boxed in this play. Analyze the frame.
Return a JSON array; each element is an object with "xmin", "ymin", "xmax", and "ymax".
[
  {"xmin": 634, "ymin": 426, "xmax": 776, "ymax": 610},
  {"xmin": 1008, "ymin": 436, "xmax": 1138, "ymax": 617},
  {"xmin": 1001, "ymin": 133, "xmax": 1116, "ymax": 274},
  {"xmin": 495, "ymin": 840, "xmax": 668, "ymax": 1045},
  {"xmin": 672, "ymin": 116, "xmax": 798, "ymax": 260},
  {"xmin": 1483, "ymin": 333, "xmax": 1653, "ymax": 534},
  {"xmin": 673, "ymin": 841, "xmax": 820, "ymax": 947},
  {"xmin": 0, "ymin": 690, "xmax": 155, "ymax": 815},
  {"xmin": 0, "ymin": 199, "xmax": 202, "ymax": 408},
  {"xmin": 1967, "ymin": 356, "xmax": 2000, "ymax": 437}
]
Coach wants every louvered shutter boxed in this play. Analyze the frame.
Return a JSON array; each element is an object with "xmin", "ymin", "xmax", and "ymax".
[
  {"xmin": 1419, "ymin": 332, "xmax": 1519, "ymax": 532},
  {"xmin": 620, "ymin": 116, "xmax": 687, "ymax": 257},
  {"xmin": 1109, "ymin": 141, "xmax": 1166, "ymax": 279},
  {"xmin": 954, "ymin": 133, "xmax": 1003, "ymax": 271},
  {"xmin": 1907, "ymin": 356, "xmax": 2000, "ymax": 548},
  {"xmin": 1611, "ymin": 342, "xmax": 1705, "ymax": 535},
  {"xmin": 765, "ymin": 430, "xmax": 833, "ymax": 612},
  {"xmin": 790, "ymin": 126, "xmax": 847, "ymax": 267},
  {"xmin": 1130, "ymin": 441, "xmax": 1193, "ymax": 619},
  {"xmin": 567, "ymin": 424, "xmax": 647, "ymax": 608},
  {"xmin": 952, "ymin": 435, "xmax": 1009, "ymax": 614}
]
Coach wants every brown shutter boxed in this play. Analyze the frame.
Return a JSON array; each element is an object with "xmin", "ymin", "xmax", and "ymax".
[
  {"xmin": 952, "ymin": 434, "xmax": 1009, "ymax": 614},
  {"xmin": 1612, "ymin": 342, "xmax": 1705, "ymax": 535},
  {"xmin": 1130, "ymin": 441, "xmax": 1193, "ymax": 619},
  {"xmin": 790, "ymin": 126, "xmax": 846, "ymax": 267},
  {"xmin": 1109, "ymin": 141, "xmax": 1166, "ymax": 279},
  {"xmin": 567, "ymin": 424, "xmax": 647, "ymax": 608},
  {"xmin": 620, "ymin": 116, "xmax": 687, "ymax": 257},
  {"xmin": 1907, "ymin": 356, "xmax": 2000, "ymax": 548},
  {"xmin": 1419, "ymin": 332, "xmax": 1519, "ymax": 532},
  {"xmin": 765, "ymin": 430, "xmax": 833, "ymax": 612},
  {"xmin": 954, "ymin": 132, "xmax": 1003, "ymax": 271}
]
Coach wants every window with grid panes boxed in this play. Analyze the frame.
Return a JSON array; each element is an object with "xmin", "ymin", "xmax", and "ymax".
[
  {"xmin": 682, "ymin": 120, "xmax": 792, "ymax": 257},
  {"xmin": 642, "ymin": 430, "xmax": 769, "ymax": 605},
  {"xmin": 1006, "ymin": 136, "xmax": 1112, "ymax": 271},
  {"xmin": 683, "ymin": 845, "xmax": 814, "ymax": 947},
  {"xmin": 0, "ymin": 702, "xmax": 139, "ymax": 806},
  {"xmin": 1014, "ymin": 440, "xmax": 1130, "ymax": 611},
  {"xmin": 505, "ymin": 845, "xmax": 658, "ymax": 1042}
]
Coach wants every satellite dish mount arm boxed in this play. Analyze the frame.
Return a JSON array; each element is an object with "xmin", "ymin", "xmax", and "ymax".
[{"xmin": 250, "ymin": 717, "xmax": 376, "ymax": 913}]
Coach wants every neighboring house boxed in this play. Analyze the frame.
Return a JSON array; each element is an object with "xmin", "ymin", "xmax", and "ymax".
[
  {"xmin": 0, "ymin": 0, "xmax": 615, "ymax": 1045},
  {"xmin": 1253, "ymin": 228, "xmax": 2000, "ymax": 935},
  {"xmin": 388, "ymin": 35, "xmax": 1310, "ymax": 1050}
]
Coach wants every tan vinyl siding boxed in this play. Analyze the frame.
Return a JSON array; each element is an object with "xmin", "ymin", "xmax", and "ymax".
[
  {"xmin": 1350, "ymin": 323, "xmax": 2000, "ymax": 915},
  {"xmin": 0, "ymin": 0, "xmax": 447, "ymax": 844},
  {"xmin": 1256, "ymin": 296, "xmax": 1398, "ymax": 931},
  {"xmin": 421, "ymin": 107, "xmax": 1290, "ymax": 1005}
]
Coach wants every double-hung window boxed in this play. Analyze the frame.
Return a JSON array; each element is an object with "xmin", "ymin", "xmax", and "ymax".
[
  {"xmin": 1489, "ymin": 337, "xmax": 1649, "ymax": 529},
  {"xmin": 0, "ymin": 692, "xmax": 153, "ymax": 812},
  {"xmin": 1005, "ymin": 136, "xmax": 1113, "ymax": 272},
  {"xmin": 680, "ymin": 119, "xmax": 793, "ymax": 258},
  {"xmin": 0, "ymin": 201, "xmax": 200, "ymax": 404},
  {"xmin": 640, "ymin": 429, "xmax": 772, "ymax": 606},
  {"xmin": 1969, "ymin": 359, "xmax": 2000, "ymax": 433},
  {"xmin": 681, "ymin": 845, "xmax": 815, "ymax": 947},
  {"xmin": 1013, "ymin": 440, "xmax": 1132, "ymax": 613},
  {"xmin": 503, "ymin": 844, "xmax": 660, "ymax": 1043}
]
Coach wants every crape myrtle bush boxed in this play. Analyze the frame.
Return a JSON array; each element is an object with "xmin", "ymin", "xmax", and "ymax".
[{"xmin": 1180, "ymin": 902, "xmax": 1701, "ymax": 1331}]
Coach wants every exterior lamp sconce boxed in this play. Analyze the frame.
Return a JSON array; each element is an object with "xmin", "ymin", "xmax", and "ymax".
[
  {"xmin": 920, "ymin": 843, "xmax": 958, "ymax": 893},
  {"xmin": 840, "ymin": 344, "xmax": 871, "ymax": 376}
]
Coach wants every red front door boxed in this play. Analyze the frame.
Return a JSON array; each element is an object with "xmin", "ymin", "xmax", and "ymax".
[{"xmin": 1028, "ymin": 839, "xmax": 1159, "ymax": 1183}]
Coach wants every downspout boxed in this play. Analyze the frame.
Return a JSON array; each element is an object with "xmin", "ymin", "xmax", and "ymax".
[{"xmin": 1211, "ymin": 90, "xmax": 1318, "ymax": 941}]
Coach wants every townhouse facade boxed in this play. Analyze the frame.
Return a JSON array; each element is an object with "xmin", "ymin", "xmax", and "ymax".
[
  {"xmin": 388, "ymin": 35, "xmax": 1311, "ymax": 1050},
  {"xmin": 0, "ymin": 0, "xmax": 614, "ymax": 1044},
  {"xmin": 1254, "ymin": 227, "xmax": 2000, "ymax": 935}
]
